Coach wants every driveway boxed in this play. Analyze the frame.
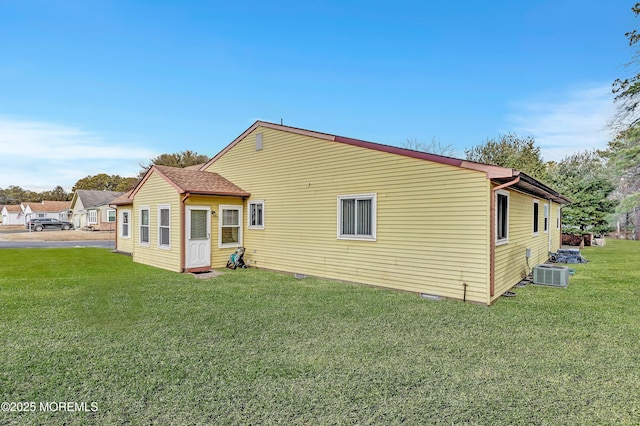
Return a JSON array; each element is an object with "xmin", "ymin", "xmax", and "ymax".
[
  {"xmin": 0, "ymin": 240, "xmax": 115, "ymax": 248},
  {"xmin": 0, "ymin": 227, "xmax": 116, "ymax": 249}
]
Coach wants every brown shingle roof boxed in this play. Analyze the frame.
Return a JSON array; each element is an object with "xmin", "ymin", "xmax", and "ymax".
[
  {"xmin": 2, "ymin": 204, "xmax": 22, "ymax": 212},
  {"xmin": 28, "ymin": 201, "xmax": 71, "ymax": 212},
  {"xmin": 109, "ymin": 190, "xmax": 134, "ymax": 206},
  {"xmin": 147, "ymin": 165, "xmax": 250, "ymax": 197}
]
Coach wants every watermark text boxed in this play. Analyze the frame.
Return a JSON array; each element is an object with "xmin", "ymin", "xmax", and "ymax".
[{"xmin": 1, "ymin": 401, "xmax": 98, "ymax": 413}]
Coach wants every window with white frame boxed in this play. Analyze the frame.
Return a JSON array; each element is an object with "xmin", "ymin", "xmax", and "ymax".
[
  {"xmin": 533, "ymin": 200, "xmax": 540, "ymax": 235},
  {"xmin": 496, "ymin": 190, "xmax": 509, "ymax": 244},
  {"xmin": 219, "ymin": 205, "xmax": 242, "ymax": 247},
  {"xmin": 557, "ymin": 207, "xmax": 561, "ymax": 230},
  {"xmin": 120, "ymin": 210, "xmax": 130, "ymax": 238},
  {"xmin": 248, "ymin": 201, "xmax": 264, "ymax": 229},
  {"xmin": 140, "ymin": 207, "xmax": 150, "ymax": 245},
  {"xmin": 158, "ymin": 206, "xmax": 170, "ymax": 248},
  {"xmin": 544, "ymin": 203, "xmax": 549, "ymax": 233},
  {"xmin": 337, "ymin": 193, "xmax": 377, "ymax": 240},
  {"xmin": 88, "ymin": 210, "xmax": 98, "ymax": 225},
  {"xmin": 37, "ymin": 213, "xmax": 46, "ymax": 218},
  {"xmin": 107, "ymin": 209, "xmax": 116, "ymax": 222}
]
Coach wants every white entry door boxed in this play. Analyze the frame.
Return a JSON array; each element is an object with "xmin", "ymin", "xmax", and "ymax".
[{"xmin": 186, "ymin": 206, "xmax": 211, "ymax": 269}]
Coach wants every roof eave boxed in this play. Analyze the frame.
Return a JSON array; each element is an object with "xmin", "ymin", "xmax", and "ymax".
[
  {"xmin": 493, "ymin": 173, "xmax": 572, "ymax": 204},
  {"xmin": 202, "ymin": 121, "xmax": 570, "ymax": 204},
  {"xmin": 185, "ymin": 190, "xmax": 250, "ymax": 197}
]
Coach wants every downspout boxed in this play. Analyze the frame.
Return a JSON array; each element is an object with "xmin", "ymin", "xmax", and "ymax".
[
  {"xmin": 559, "ymin": 206, "xmax": 564, "ymax": 247},
  {"xmin": 548, "ymin": 198, "xmax": 553, "ymax": 255},
  {"xmin": 180, "ymin": 192, "xmax": 190, "ymax": 272},
  {"xmin": 490, "ymin": 176, "xmax": 520, "ymax": 300}
]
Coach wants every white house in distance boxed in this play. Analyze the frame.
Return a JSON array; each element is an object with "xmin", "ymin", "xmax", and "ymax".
[
  {"xmin": 1, "ymin": 201, "xmax": 71, "ymax": 225},
  {"xmin": 1, "ymin": 204, "xmax": 26, "ymax": 225},
  {"xmin": 69, "ymin": 190, "xmax": 123, "ymax": 231},
  {"xmin": 26, "ymin": 201, "xmax": 72, "ymax": 222}
]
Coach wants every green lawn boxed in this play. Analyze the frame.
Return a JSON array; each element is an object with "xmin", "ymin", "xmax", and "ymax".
[{"xmin": 1, "ymin": 241, "xmax": 639, "ymax": 425}]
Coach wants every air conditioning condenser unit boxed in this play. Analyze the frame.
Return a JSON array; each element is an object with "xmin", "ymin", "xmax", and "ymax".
[{"xmin": 533, "ymin": 264, "xmax": 570, "ymax": 288}]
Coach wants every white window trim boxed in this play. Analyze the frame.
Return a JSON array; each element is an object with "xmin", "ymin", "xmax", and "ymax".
[
  {"xmin": 107, "ymin": 209, "xmax": 116, "ymax": 223},
  {"xmin": 219, "ymin": 205, "xmax": 243, "ymax": 248},
  {"xmin": 88, "ymin": 210, "xmax": 98, "ymax": 225},
  {"xmin": 120, "ymin": 209, "xmax": 131, "ymax": 239},
  {"xmin": 496, "ymin": 190, "xmax": 509, "ymax": 245},
  {"xmin": 533, "ymin": 199, "xmax": 540, "ymax": 236},
  {"xmin": 139, "ymin": 206, "xmax": 150, "ymax": 246},
  {"xmin": 543, "ymin": 203, "xmax": 549, "ymax": 234},
  {"xmin": 557, "ymin": 206, "xmax": 561, "ymax": 230},
  {"xmin": 337, "ymin": 193, "xmax": 377, "ymax": 241},
  {"xmin": 247, "ymin": 200, "xmax": 265, "ymax": 230},
  {"xmin": 158, "ymin": 205, "xmax": 171, "ymax": 249}
]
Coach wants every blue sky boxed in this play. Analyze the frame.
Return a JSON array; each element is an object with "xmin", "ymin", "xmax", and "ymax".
[{"xmin": 0, "ymin": 0, "xmax": 635, "ymax": 191}]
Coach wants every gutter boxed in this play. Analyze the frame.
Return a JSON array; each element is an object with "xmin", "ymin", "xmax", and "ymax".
[{"xmin": 490, "ymin": 176, "xmax": 520, "ymax": 300}]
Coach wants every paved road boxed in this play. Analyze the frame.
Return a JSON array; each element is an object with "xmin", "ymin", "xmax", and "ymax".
[{"xmin": 0, "ymin": 241, "xmax": 115, "ymax": 249}]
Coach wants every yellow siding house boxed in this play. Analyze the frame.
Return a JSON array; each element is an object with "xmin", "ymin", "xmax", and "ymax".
[{"xmin": 118, "ymin": 121, "xmax": 570, "ymax": 305}]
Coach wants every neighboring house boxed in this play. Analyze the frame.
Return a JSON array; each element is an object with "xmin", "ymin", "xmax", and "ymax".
[
  {"xmin": 1, "ymin": 204, "xmax": 26, "ymax": 225},
  {"xmin": 70, "ymin": 190, "xmax": 123, "ymax": 231},
  {"xmin": 115, "ymin": 121, "xmax": 571, "ymax": 305},
  {"xmin": 2, "ymin": 201, "xmax": 71, "ymax": 225},
  {"xmin": 26, "ymin": 201, "xmax": 72, "ymax": 223}
]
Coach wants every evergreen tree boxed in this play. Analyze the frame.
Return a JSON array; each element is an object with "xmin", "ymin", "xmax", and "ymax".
[
  {"xmin": 547, "ymin": 151, "xmax": 617, "ymax": 235},
  {"xmin": 464, "ymin": 133, "xmax": 547, "ymax": 181}
]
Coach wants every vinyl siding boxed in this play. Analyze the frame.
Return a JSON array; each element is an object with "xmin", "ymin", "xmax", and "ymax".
[
  {"xmin": 116, "ymin": 206, "xmax": 134, "ymax": 254},
  {"xmin": 100, "ymin": 206, "xmax": 117, "ymax": 229},
  {"xmin": 1, "ymin": 209, "xmax": 25, "ymax": 225},
  {"xmin": 493, "ymin": 189, "xmax": 562, "ymax": 302},
  {"xmin": 206, "ymin": 127, "xmax": 491, "ymax": 303},
  {"xmin": 132, "ymin": 172, "xmax": 182, "ymax": 272},
  {"xmin": 70, "ymin": 197, "xmax": 85, "ymax": 229},
  {"xmin": 184, "ymin": 195, "xmax": 244, "ymax": 268}
]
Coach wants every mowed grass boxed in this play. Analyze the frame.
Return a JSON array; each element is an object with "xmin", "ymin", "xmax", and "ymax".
[{"xmin": 0, "ymin": 242, "xmax": 639, "ymax": 425}]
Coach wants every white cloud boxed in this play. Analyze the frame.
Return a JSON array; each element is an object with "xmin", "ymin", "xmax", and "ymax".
[
  {"xmin": 507, "ymin": 84, "xmax": 616, "ymax": 162},
  {"xmin": 0, "ymin": 116, "xmax": 158, "ymax": 192}
]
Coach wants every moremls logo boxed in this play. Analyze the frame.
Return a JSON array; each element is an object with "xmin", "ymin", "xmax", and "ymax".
[
  {"xmin": 1, "ymin": 401, "xmax": 99, "ymax": 413},
  {"xmin": 39, "ymin": 401, "xmax": 99, "ymax": 412}
]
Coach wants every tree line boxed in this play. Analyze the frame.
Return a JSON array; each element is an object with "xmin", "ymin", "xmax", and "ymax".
[
  {"xmin": 461, "ymin": 132, "xmax": 635, "ymax": 238},
  {"xmin": 0, "ymin": 150, "xmax": 209, "ymax": 205},
  {"xmin": 4, "ymin": 128, "xmax": 638, "ymax": 239}
]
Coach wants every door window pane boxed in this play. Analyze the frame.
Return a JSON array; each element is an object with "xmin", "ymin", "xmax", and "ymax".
[{"xmin": 190, "ymin": 210, "xmax": 207, "ymax": 239}]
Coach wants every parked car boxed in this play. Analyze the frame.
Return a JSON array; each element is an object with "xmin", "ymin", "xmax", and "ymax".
[{"xmin": 26, "ymin": 218, "xmax": 74, "ymax": 231}]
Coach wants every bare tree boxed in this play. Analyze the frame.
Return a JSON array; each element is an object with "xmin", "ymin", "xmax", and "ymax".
[
  {"xmin": 611, "ymin": 3, "xmax": 640, "ymax": 131},
  {"xmin": 402, "ymin": 137, "xmax": 457, "ymax": 157}
]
